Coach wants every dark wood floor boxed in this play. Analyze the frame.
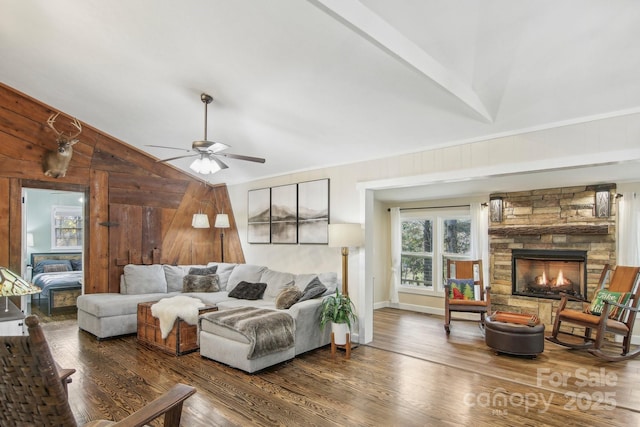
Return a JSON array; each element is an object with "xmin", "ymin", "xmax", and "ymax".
[{"xmin": 38, "ymin": 308, "xmax": 640, "ymax": 426}]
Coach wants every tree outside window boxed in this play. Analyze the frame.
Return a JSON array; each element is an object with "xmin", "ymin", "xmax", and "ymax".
[
  {"xmin": 51, "ymin": 206, "xmax": 83, "ymax": 250},
  {"xmin": 400, "ymin": 211, "xmax": 471, "ymax": 292}
]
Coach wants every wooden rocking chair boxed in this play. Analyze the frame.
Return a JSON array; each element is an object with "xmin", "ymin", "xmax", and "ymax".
[
  {"xmin": 443, "ymin": 259, "xmax": 490, "ymax": 334},
  {"xmin": 0, "ymin": 315, "xmax": 196, "ymax": 426},
  {"xmin": 546, "ymin": 264, "xmax": 640, "ymax": 362}
]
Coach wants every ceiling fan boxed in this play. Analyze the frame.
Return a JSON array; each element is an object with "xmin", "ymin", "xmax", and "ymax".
[{"xmin": 147, "ymin": 93, "xmax": 265, "ymax": 174}]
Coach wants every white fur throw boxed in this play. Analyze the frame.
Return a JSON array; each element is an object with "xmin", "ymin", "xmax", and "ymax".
[{"xmin": 151, "ymin": 295, "xmax": 205, "ymax": 339}]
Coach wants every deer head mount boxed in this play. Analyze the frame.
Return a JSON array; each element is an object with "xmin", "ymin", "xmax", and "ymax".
[{"xmin": 42, "ymin": 112, "xmax": 82, "ymax": 178}]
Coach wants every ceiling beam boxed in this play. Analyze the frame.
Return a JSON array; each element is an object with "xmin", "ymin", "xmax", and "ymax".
[{"xmin": 311, "ymin": 0, "xmax": 493, "ymax": 123}]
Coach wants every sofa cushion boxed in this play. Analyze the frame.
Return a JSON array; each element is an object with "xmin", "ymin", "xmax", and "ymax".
[
  {"xmin": 296, "ymin": 272, "xmax": 338, "ymax": 296},
  {"xmin": 275, "ymin": 286, "xmax": 302, "ymax": 309},
  {"xmin": 226, "ymin": 264, "xmax": 267, "ymax": 293},
  {"xmin": 297, "ymin": 277, "xmax": 327, "ymax": 303},
  {"xmin": 123, "ymin": 264, "xmax": 167, "ymax": 294},
  {"xmin": 183, "ymin": 274, "xmax": 220, "ymax": 293},
  {"xmin": 77, "ymin": 292, "xmax": 171, "ymax": 318},
  {"xmin": 261, "ymin": 269, "xmax": 295, "ymax": 300},
  {"xmin": 228, "ymin": 281, "xmax": 267, "ymax": 300},
  {"xmin": 189, "ymin": 265, "xmax": 218, "ymax": 276},
  {"xmin": 207, "ymin": 263, "xmax": 237, "ymax": 291}
]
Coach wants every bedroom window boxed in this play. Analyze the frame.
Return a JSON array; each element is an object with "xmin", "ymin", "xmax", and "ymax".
[
  {"xmin": 51, "ymin": 205, "xmax": 83, "ymax": 250},
  {"xmin": 400, "ymin": 208, "xmax": 471, "ymax": 292}
]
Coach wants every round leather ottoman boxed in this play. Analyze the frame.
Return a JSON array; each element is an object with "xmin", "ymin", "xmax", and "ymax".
[{"xmin": 485, "ymin": 316, "xmax": 545, "ymax": 357}]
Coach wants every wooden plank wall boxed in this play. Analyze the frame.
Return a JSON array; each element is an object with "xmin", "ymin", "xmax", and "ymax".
[{"xmin": 0, "ymin": 83, "xmax": 245, "ymax": 294}]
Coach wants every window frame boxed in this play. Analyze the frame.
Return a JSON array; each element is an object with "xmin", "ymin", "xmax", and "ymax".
[
  {"xmin": 399, "ymin": 207, "xmax": 472, "ymax": 296},
  {"xmin": 50, "ymin": 205, "xmax": 83, "ymax": 251}
]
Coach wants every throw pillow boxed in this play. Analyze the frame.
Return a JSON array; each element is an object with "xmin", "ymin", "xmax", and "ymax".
[
  {"xmin": 33, "ymin": 259, "xmax": 72, "ymax": 275},
  {"xmin": 228, "ymin": 281, "xmax": 267, "ymax": 300},
  {"xmin": 182, "ymin": 274, "xmax": 220, "ymax": 293},
  {"xmin": 43, "ymin": 263, "xmax": 72, "ymax": 273},
  {"xmin": 586, "ymin": 289, "xmax": 632, "ymax": 321},
  {"xmin": 189, "ymin": 265, "xmax": 218, "ymax": 276},
  {"xmin": 297, "ymin": 277, "xmax": 327, "ymax": 303},
  {"xmin": 275, "ymin": 286, "xmax": 302, "ymax": 309},
  {"xmin": 123, "ymin": 264, "xmax": 168, "ymax": 295},
  {"xmin": 70, "ymin": 259, "xmax": 83, "ymax": 271},
  {"xmin": 447, "ymin": 278, "xmax": 476, "ymax": 300}
]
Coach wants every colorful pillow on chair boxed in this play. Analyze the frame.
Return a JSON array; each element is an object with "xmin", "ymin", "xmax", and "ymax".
[
  {"xmin": 447, "ymin": 279, "xmax": 476, "ymax": 300},
  {"xmin": 586, "ymin": 290, "xmax": 632, "ymax": 321}
]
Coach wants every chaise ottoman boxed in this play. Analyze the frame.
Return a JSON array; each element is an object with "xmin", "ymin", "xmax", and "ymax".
[
  {"xmin": 485, "ymin": 312, "xmax": 545, "ymax": 357},
  {"xmin": 199, "ymin": 307, "xmax": 296, "ymax": 373}
]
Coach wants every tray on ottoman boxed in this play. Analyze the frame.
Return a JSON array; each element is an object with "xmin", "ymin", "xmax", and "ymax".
[{"xmin": 137, "ymin": 301, "xmax": 217, "ymax": 356}]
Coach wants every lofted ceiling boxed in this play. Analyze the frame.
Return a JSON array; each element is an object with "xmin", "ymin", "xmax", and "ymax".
[{"xmin": 1, "ymin": 0, "xmax": 640, "ymax": 190}]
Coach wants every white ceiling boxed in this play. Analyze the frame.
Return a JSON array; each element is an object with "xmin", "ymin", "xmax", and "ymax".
[{"xmin": 2, "ymin": 0, "xmax": 640, "ymax": 192}]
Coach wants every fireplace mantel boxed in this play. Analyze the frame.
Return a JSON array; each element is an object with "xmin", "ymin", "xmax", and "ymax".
[{"xmin": 489, "ymin": 224, "xmax": 609, "ymax": 236}]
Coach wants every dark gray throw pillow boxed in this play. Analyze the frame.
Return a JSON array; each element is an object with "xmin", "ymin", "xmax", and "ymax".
[
  {"xmin": 183, "ymin": 274, "xmax": 220, "ymax": 293},
  {"xmin": 189, "ymin": 265, "xmax": 218, "ymax": 276},
  {"xmin": 297, "ymin": 277, "xmax": 327, "ymax": 303},
  {"xmin": 228, "ymin": 281, "xmax": 267, "ymax": 300},
  {"xmin": 275, "ymin": 286, "xmax": 302, "ymax": 309}
]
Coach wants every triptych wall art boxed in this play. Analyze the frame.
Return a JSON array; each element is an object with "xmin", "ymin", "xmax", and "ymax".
[{"xmin": 247, "ymin": 178, "xmax": 329, "ymax": 244}]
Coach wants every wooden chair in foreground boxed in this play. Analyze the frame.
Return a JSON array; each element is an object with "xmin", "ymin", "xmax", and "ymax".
[
  {"xmin": 444, "ymin": 259, "xmax": 491, "ymax": 334},
  {"xmin": 0, "ymin": 315, "xmax": 196, "ymax": 427},
  {"xmin": 546, "ymin": 264, "xmax": 640, "ymax": 362}
]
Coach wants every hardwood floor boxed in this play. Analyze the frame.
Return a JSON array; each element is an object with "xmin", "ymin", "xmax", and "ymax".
[{"xmin": 39, "ymin": 308, "xmax": 640, "ymax": 426}]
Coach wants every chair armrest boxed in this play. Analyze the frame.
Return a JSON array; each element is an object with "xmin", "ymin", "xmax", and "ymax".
[
  {"xmin": 603, "ymin": 300, "xmax": 640, "ymax": 313},
  {"xmin": 55, "ymin": 361, "xmax": 75, "ymax": 395},
  {"xmin": 111, "ymin": 383, "xmax": 196, "ymax": 427}
]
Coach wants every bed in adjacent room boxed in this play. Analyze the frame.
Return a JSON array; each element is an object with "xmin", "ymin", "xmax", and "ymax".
[{"xmin": 30, "ymin": 252, "xmax": 83, "ymax": 315}]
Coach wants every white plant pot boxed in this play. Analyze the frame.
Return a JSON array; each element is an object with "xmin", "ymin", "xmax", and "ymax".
[{"xmin": 331, "ymin": 322, "xmax": 350, "ymax": 345}]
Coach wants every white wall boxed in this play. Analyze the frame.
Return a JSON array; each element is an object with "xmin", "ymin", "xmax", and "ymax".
[{"xmin": 228, "ymin": 112, "xmax": 640, "ymax": 344}]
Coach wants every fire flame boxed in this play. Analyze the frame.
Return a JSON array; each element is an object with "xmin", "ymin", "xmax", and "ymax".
[{"xmin": 554, "ymin": 270, "xmax": 569, "ymax": 286}]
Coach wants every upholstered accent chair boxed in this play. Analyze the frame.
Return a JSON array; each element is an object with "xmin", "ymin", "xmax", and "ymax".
[
  {"xmin": 546, "ymin": 264, "xmax": 640, "ymax": 361},
  {"xmin": 443, "ymin": 259, "xmax": 491, "ymax": 334},
  {"xmin": 0, "ymin": 315, "xmax": 196, "ymax": 426}
]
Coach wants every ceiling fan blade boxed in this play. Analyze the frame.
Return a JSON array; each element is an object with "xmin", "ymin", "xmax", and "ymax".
[
  {"xmin": 155, "ymin": 153, "xmax": 199, "ymax": 163},
  {"xmin": 193, "ymin": 140, "xmax": 230, "ymax": 153},
  {"xmin": 210, "ymin": 155, "xmax": 229, "ymax": 170},
  {"xmin": 145, "ymin": 144, "xmax": 193, "ymax": 153},
  {"xmin": 217, "ymin": 153, "xmax": 266, "ymax": 163}
]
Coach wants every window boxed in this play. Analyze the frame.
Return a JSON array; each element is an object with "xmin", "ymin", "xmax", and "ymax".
[
  {"xmin": 51, "ymin": 205, "xmax": 83, "ymax": 250},
  {"xmin": 400, "ymin": 208, "xmax": 471, "ymax": 292}
]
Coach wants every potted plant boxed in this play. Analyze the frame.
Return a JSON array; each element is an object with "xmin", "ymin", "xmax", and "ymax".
[{"xmin": 320, "ymin": 290, "xmax": 358, "ymax": 345}]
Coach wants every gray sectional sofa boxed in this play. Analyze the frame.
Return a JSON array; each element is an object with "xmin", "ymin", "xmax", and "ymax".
[{"xmin": 76, "ymin": 262, "xmax": 335, "ymax": 372}]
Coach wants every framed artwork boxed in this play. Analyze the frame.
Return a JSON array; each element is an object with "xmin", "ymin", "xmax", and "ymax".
[
  {"xmin": 270, "ymin": 184, "xmax": 297, "ymax": 244},
  {"xmin": 298, "ymin": 178, "xmax": 329, "ymax": 244},
  {"xmin": 247, "ymin": 188, "xmax": 271, "ymax": 244}
]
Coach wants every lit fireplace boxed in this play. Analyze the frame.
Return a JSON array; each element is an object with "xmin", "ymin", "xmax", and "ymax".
[{"xmin": 512, "ymin": 249, "xmax": 587, "ymax": 300}]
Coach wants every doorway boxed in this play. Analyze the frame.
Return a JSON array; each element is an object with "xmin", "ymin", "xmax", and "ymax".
[{"xmin": 22, "ymin": 187, "xmax": 85, "ymax": 316}]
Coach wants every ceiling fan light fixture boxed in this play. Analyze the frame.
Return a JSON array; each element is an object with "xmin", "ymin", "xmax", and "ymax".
[{"xmin": 190, "ymin": 156, "xmax": 222, "ymax": 175}]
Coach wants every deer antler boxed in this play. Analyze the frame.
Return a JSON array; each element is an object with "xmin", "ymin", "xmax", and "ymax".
[{"xmin": 47, "ymin": 113, "xmax": 82, "ymax": 140}]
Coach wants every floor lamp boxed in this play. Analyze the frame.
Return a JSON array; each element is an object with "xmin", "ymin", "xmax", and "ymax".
[
  {"xmin": 328, "ymin": 223, "xmax": 363, "ymax": 296},
  {"xmin": 215, "ymin": 213, "xmax": 230, "ymax": 262}
]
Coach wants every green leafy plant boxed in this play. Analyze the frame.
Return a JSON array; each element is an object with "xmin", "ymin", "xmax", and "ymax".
[{"xmin": 320, "ymin": 289, "xmax": 358, "ymax": 329}]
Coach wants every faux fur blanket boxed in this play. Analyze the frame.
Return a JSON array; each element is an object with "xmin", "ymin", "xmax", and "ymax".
[
  {"xmin": 151, "ymin": 295, "xmax": 205, "ymax": 339},
  {"xmin": 202, "ymin": 307, "xmax": 295, "ymax": 359}
]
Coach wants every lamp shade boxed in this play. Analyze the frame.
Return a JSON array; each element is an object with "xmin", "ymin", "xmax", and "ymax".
[
  {"xmin": 214, "ymin": 213, "xmax": 230, "ymax": 228},
  {"xmin": 192, "ymin": 213, "xmax": 210, "ymax": 228},
  {"xmin": 328, "ymin": 223, "xmax": 363, "ymax": 248},
  {"xmin": 0, "ymin": 267, "xmax": 41, "ymax": 296}
]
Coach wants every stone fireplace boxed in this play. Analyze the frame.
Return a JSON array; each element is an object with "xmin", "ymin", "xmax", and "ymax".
[
  {"xmin": 511, "ymin": 249, "xmax": 587, "ymax": 300},
  {"xmin": 488, "ymin": 184, "xmax": 616, "ymax": 327}
]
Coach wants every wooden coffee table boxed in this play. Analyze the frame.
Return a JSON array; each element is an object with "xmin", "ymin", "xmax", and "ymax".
[{"xmin": 137, "ymin": 301, "xmax": 217, "ymax": 356}]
